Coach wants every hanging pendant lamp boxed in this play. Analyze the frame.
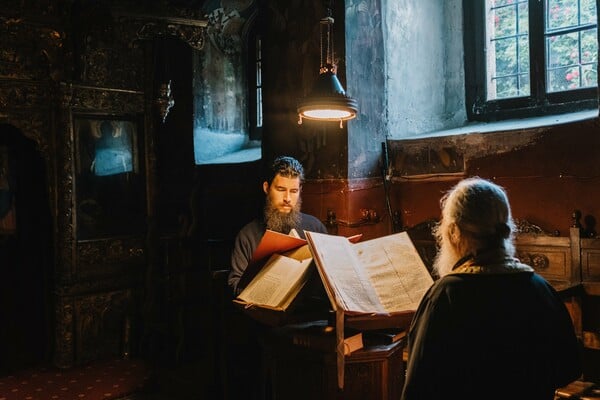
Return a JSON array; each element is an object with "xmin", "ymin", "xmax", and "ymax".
[{"xmin": 297, "ymin": 3, "xmax": 358, "ymax": 128}]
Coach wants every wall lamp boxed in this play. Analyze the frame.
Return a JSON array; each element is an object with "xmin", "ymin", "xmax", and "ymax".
[{"xmin": 297, "ymin": 1, "xmax": 358, "ymax": 128}]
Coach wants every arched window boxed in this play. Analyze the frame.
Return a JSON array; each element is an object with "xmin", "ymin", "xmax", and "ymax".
[{"xmin": 192, "ymin": 5, "xmax": 261, "ymax": 164}]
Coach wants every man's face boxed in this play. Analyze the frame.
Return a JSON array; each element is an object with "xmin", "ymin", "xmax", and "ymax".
[{"xmin": 263, "ymin": 174, "xmax": 301, "ymax": 214}]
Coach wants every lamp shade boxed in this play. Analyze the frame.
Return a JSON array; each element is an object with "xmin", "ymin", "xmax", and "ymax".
[
  {"xmin": 297, "ymin": 11, "xmax": 358, "ymax": 128},
  {"xmin": 297, "ymin": 69, "xmax": 358, "ymax": 123}
]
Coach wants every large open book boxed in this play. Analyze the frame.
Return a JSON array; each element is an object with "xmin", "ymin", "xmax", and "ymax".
[
  {"xmin": 305, "ymin": 230, "xmax": 434, "ymax": 330},
  {"xmin": 305, "ymin": 230, "xmax": 434, "ymax": 388}
]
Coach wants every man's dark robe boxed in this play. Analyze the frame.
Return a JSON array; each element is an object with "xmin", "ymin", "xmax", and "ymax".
[{"xmin": 401, "ymin": 256, "xmax": 582, "ymax": 400}]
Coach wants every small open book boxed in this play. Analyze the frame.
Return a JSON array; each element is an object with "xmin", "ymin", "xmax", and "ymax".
[{"xmin": 237, "ymin": 243, "xmax": 314, "ymax": 310}]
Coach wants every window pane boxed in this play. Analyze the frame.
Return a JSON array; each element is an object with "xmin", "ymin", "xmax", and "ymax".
[
  {"xmin": 518, "ymin": 2, "xmax": 529, "ymax": 34},
  {"xmin": 547, "ymin": 32, "xmax": 579, "ymax": 91},
  {"xmin": 547, "ymin": 29, "xmax": 598, "ymax": 91},
  {"xmin": 486, "ymin": 0, "xmax": 530, "ymax": 100},
  {"xmin": 495, "ymin": 38, "xmax": 519, "ymax": 76},
  {"xmin": 547, "ymin": 0, "xmax": 580, "ymax": 31},
  {"xmin": 546, "ymin": 0, "xmax": 598, "ymax": 92},
  {"xmin": 581, "ymin": 0, "xmax": 597, "ymax": 25},
  {"xmin": 547, "ymin": 0, "xmax": 598, "ymax": 30},
  {"xmin": 581, "ymin": 28, "xmax": 598, "ymax": 87}
]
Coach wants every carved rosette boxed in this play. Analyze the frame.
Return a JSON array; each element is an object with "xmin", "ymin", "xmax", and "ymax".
[{"xmin": 516, "ymin": 252, "xmax": 550, "ymax": 271}]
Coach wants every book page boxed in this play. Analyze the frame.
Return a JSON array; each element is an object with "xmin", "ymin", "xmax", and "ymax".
[
  {"xmin": 306, "ymin": 232, "xmax": 386, "ymax": 313},
  {"xmin": 354, "ymin": 232, "xmax": 434, "ymax": 311},
  {"xmin": 306, "ymin": 231, "xmax": 433, "ymax": 314},
  {"xmin": 238, "ymin": 230, "xmax": 308, "ymax": 291},
  {"xmin": 237, "ymin": 253, "xmax": 313, "ymax": 309}
]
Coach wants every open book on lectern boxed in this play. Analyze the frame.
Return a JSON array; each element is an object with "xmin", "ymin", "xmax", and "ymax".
[{"xmin": 305, "ymin": 230, "xmax": 434, "ymax": 330}]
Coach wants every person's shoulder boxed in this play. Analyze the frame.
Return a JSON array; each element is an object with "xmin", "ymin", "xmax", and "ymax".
[
  {"xmin": 429, "ymin": 274, "xmax": 469, "ymax": 293},
  {"xmin": 300, "ymin": 212, "xmax": 321, "ymax": 223},
  {"xmin": 300, "ymin": 212, "xmax": 327, "ymax": 231},
  {"xmin": 529, "ymin": 271, "xmax": 558, "ymax": 290},
  {"xmin": 236, "ymin": 218, "xmax": 265, "ymax": 237}
]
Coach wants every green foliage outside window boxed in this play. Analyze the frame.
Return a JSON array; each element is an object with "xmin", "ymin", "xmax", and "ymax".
[{"xmin": 487, "ymin": 0, "xmax": 597, "ymax": 100}]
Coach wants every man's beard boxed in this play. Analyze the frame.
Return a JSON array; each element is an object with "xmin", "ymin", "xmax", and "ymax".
[
  {"xmin": 264, "ymin": 197, "xmax": 302, "ymax": 234},
  {"xmin": 432, "ymin": 234, "xmax": 462, "ymax": 278}
]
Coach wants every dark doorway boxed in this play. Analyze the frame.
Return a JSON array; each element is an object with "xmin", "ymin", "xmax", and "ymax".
[{"xmin": 0, "ymin": 124, "xmax": 53, "ymax": 374}]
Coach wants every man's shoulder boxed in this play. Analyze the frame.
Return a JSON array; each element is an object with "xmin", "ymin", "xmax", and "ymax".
[
  {"xmin": 300, "ymin": 212, "xmax": 327, "ymax": 232},
  {"xmin": 237, "ymin": 218, "xmax": 266, "ymax": 237}
]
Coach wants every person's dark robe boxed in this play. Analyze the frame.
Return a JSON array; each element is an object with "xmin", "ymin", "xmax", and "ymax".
[{"xmin": 401, "ymin": 256, "xmax": 582, "ymax": 400}]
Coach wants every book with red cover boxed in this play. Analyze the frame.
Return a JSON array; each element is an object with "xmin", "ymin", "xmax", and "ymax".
[
  {"xmin": 238, "ymin": 230, "xmax": 362, "ymax": 291},
  {"xmin": 238, "ymin": 230, "xmax": 308, "ymax": 291},
  {"xmin": 250, "ymin": 229, "xmax": 307, "ymax": 265}
]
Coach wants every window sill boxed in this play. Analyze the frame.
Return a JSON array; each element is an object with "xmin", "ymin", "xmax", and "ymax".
[{"xmin": 404, "ymin": 109, "xmax": 599, "ymax": 139}]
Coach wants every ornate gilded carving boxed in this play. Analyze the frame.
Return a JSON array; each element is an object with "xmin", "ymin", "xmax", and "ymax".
[
  {"xmin": 0, "ymin": 113, "xmax": 50, "ymax": 157},
  {"xmin": 0, "ymin": 80, "xmax": 53, "ymax": 156},
  {"xmin": 0, "ymin": 16, "xmax": 65, "ymax": 81},
  {"xmin": 516, "ymin": 252, "xmax": 550, "ymax": 271},
  {"xmin": 74, "ymin": 289, "xmax": 132, "ymax": 363},
  {"xmin": 53, "ymin": 297, "xmax": 75, "ymax": 369},
  {"xmin": 68, "ymin": 85, "xmax": 144, "ymax": 113},
  {"xmin": 0, "ymin": 80, "xmax": 53, "ymax": 109},
  {"xmin": 70, "ymin": 8, "xmax": 144, "ymax": 88},
  {"xmin": 514, "ymin": 219, "xmax": 558, "ymax": 236},
  {"xmin": 55, "ymin": 86, "xmax": 76, "ymax": 283},
  {"xmin": 112, "ymin": 8, "xmax": 208, "ymax": 52},
  {"xmin": 78, "ymin": 237, "xmax": 145, "ymax": 268},
  {"xmin": 134, "ymin": 19, "xmax": 207, "ymax": 51},
  {"xmin": 155, "ymin": 80, "xmax": 175, "ymax": 122}
]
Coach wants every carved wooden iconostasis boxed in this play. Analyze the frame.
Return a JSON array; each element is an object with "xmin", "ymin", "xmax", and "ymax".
[{"xmin": 0, "ymin": 1, "xmax": 214, "ymax": 371}]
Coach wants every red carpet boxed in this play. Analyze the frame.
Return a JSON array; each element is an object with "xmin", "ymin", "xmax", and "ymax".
[{"xmin": 0, "ymin": 358, "xmax": 150, "ymax": 400}]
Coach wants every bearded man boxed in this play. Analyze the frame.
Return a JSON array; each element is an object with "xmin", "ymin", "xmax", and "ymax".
[
  {"xmin": 227, "ymin": 156, "xmax": 327, "ymax": 295},
  {"xmin": 401, "ymin": 177, "xmax": 581, "ymax": 400}
]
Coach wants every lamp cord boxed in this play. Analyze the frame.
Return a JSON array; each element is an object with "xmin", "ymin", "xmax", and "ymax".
[{"xmin": 381, "ymin": 141, "xmax": 400, "ymax": 232}]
